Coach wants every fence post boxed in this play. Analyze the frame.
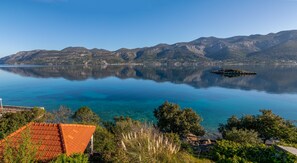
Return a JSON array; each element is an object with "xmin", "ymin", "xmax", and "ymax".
[{"xmin": 0, "ymin": 98, "xmax": 3, "ymax": 113}]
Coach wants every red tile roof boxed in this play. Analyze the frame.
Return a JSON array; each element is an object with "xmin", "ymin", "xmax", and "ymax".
[{"xmin": 0, "ymin": 123, "xmax": 96, "ymax": 161}]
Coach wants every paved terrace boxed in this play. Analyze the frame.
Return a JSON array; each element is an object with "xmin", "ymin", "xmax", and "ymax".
[{"xmin": 0, "ymin": 105, "xmax": 44, "ymax": 116}]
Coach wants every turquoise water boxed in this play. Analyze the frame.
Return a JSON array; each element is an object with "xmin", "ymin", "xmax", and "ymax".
[{"xmin": 0, "ymin": 65, "xmax": 297, "ymax": 132}]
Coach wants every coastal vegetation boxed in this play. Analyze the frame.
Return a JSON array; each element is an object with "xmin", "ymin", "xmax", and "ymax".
[
  {"xmin": 218, "ymin": 110, "xmax": 297, "ymax": 144},
  {"xmin": 0, "ymin": 108, "xmax": 45, "ymax": 137},
  {"xmin": 2, "ymin": 128, "xmax": 38, "ymax": 163},
  {"xmin": 51, "ymin": 154, "xmax": 89, "ymax": 163},
  {"xmin": 0, "ymin": 102, "xmax": 296, "ymax": 162},
  {"xmin": 212, "ymin": 140, "xmax": 297, "ymax": 162},
  {"xmin": 154, "ymin": 101, "xmax": 205, "ymax": 137}
]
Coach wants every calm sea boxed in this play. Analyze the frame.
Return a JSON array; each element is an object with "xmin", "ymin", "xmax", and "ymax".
[{"xmin": 0, "ymin": 65, "xmax": 297, "ymax": 132}]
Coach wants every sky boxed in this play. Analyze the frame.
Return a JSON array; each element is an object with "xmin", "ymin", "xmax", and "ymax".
[{"xmin": 1, "ymin": 0, "xmax": 297, "ymax": 57}]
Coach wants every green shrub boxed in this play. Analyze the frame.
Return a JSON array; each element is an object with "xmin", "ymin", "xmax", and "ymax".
[
  {"xmin": 109, "ymin": 116, "xmax": 141, "ymax": 135},
  {"xmin": 212, "ymin": 140, "xmax": 297, "ymax": 163},
  {"xmin": 92, "ymin": 126, "xmax": 117, "ymax": 162},
  {"xmin": 51, "ymin": 153, "xmax": 88, "ymax": 163},
  {"xmin": 164, "ymin": 132, "xmax": 181, "ymax": 146},
  {"xmin": 219, "ymin": 110, "xmax": 297, "ymax": 143},
  {"xmin": 0, "ymin": 108, "xmax": 45, "ymax": 136},
  {"xmin": 2, "ymin": 129, "xmax": 38, "ymax": 163},
  {"xmin": 72, "ymin": 106, "xmax": 100, "ymax": 125},
  {"xmin": 154, "ymin": 101, "xmax": 205, "ymax": 137},
  {"xmin": 224, "ymin": 128, "xmax": 262, "ymax": 144}
]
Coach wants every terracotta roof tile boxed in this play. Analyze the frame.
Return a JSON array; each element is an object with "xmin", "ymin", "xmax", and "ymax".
[
  {"xmin": 60, "ymin": 124, "xmax": 96, "ymax": 156},
  {"xmin": 0, "ymin": 122, "xmax": 96, "ymax": 161}
]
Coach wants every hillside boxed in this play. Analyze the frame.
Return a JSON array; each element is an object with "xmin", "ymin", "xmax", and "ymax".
[{"xmin": 1, "ymin": 30, "xmax": 297, "ymax": 65}]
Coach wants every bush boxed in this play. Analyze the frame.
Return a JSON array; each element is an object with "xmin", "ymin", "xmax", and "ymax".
[
  {"xmin": 72, "ymin": 106, "xmax": 100, "ymax": 125},
  {"xmin": 117, "ymin": 123, "xmax": 206, "ymax": 163},
  {"xmin": 154, "ymin": 101, "xmax": 205, "ymax": 137},
  {"xmin": 51, "ymin": 153, "xmax": 89, "ymax": 163},
  {"xmin": 224, "ymin": 128, "xmax": 262, "ymax": 144},
  {"xmin": 91, "ymin": 126, "xmax": 117, "ymax": 162},
  {"xmin": 2, "ymin": 129, "xmax": 38, "ymax": 163},
  {"xmin": 108, "ymin": 116, "xmax": 141, "ymax": 135},
  {"xmin": 0, "ymin": 108, "xmax": 45, "ymax": 136},
  {"xmin": 212, "ymin": 140, "xmax": 297, "ymax": 163},
  {"xmin": 219, "ymin": 110, "xmax": 297, "ymax": 143},
  {"xmin": 164, "ymin": 132, "xmax": 181, "ymax": 146}
]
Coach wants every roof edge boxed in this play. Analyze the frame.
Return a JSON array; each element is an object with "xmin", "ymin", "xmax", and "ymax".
[
  {"xmin": 58, "ymin": 123, "xmax": 68, "ymax": 155},
  {"xmin": 60, "ymin": 123, "xmax": 96, "ymax": 128},
  {"xmin": 0, "ymin": 122, "xmax": 33, "ymax": 144}
]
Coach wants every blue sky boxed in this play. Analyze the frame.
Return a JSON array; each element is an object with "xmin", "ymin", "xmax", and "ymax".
[{"xmin": 1, "ymin": 0, "xmax": 297, "ymax": 57}]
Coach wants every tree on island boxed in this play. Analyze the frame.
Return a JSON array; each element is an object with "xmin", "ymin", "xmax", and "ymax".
[{"xmin": 154, "ymin": 101, "xmax": 205, "ymax": 137}]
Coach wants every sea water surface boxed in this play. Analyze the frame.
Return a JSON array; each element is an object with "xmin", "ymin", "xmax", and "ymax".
[{"xmin": 0, "ymin": 65, "xmax": 297, "ymax": 132}]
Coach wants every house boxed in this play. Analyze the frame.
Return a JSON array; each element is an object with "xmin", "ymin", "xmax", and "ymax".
[{"xmin": 0, "ymin": 122, "xmax": 96, "ymax": 161}]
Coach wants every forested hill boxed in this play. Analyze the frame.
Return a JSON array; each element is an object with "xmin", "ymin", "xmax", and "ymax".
[{"xmin": 1, "ymin": 30, "xmax": 297, "ymax": 65}]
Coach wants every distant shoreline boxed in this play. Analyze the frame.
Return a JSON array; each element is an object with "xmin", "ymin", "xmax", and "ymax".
[{"xmin": 1, "ymin": 61, "xmax": 297, "ymax": 67}]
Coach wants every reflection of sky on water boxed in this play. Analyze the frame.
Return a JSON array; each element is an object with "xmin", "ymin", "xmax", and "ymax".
[{"xmin": 0, "ymin": 67, "xmax": 297, "ymax": 131}]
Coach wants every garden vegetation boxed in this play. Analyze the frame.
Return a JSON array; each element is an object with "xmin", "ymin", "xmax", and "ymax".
[{"xmin": 0, "ymin": 102, "xmax": 296, "ymax": 162}]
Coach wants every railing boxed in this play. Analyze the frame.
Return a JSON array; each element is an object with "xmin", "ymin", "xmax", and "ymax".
[{"xmin": 2, "ymin": 105, "xmax": 44, "ymax": 110}]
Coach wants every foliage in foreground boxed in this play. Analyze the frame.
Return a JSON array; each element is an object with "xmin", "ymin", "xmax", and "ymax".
[
  {"xmin": 92, "ymin": 125, "xmax": 117, "ymax": 162},
  {"xmin": 72, "ymin": 106, "xmax": 101, "ymax": 125},
  {"xmin": 219, "ymin": 110, "xmax": 297, "ymax": 143},
  {"xmin": 154, "ymin": 101, "xmax": 205, "ymax": 137},
  {"xmin": 212, "ymin": 140, "xmax": 297, "ymax": 163},
  {"xmin": 2, "ymin": 103, "xmax": 297, "ymax": 163},
  {"xmin": 104, "ymin": 116, "xmax": 141, "ymax": 135},
  {"xmin": 2, "ymin": 129, "xmax": 38, "ymax": 163},
  {"xmin": 51, "ymin": 153, "xmax": 89, "ymax": 163},
  {"xmin": 117, "ymin": 123, "xmax": 208, "ymax": 163},
  {"xmin": 224, "ymin": 128, "xmax": 262, "ymax": 145},
  {"xmin": 0, "ymin": 108, "xmax": 45, "ymax": 137}
]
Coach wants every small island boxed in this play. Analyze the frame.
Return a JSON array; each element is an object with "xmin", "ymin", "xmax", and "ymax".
[{"xmin": 211, "ymin": 68, "xmax": 256, "ymax": 77}]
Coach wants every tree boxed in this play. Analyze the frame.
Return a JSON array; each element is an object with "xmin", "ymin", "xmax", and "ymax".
[
  {"xmin": 105, "ymin": 116, "xmax": 141, "ymax": 135},
  {"xmin": 154, "ymin": 101, "xmax": 205, "ymax": 137},
  {"xmin": 0, "ymin": 108, "xmax": 45, "ymax": 136},
  {"xmin": 45, "ymin": 106, "xmax": 72, "ymax": 123},
  {"xmin": 91, "ymin": 126, "xmax": 117, "ymax": 162},
  {"xmin": 219, "ymin": 110, "xmax": 297, "ymax": 143},
  {"xmin": 2, "ymin": 129, "xmax": 38, "ymax": 163},
  {"xmin": 224, "ymin": 128, "xmax": 262, "ymax": 144},
  {"xmin": 72, "ymin": 106, "xmax": 100, "ymax": 125}
]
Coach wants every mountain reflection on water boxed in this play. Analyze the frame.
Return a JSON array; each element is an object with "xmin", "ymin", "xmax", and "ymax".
[{"xmin": 1, "ymin": 65, "xmax": 297, "ymax": 94}]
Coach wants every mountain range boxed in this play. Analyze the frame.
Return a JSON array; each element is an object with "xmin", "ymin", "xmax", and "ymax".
[{"xmin": 1, "ymin": 30, "xmax": 297, "ymax": 65}]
